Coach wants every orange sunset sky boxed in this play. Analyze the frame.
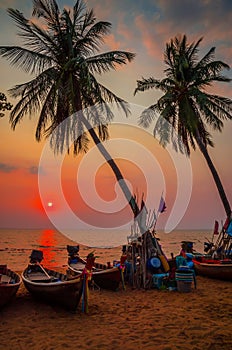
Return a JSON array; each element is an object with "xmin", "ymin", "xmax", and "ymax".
[{"xmin": 0, "ymin": 0, "xmax": 231, "ymax": 231}]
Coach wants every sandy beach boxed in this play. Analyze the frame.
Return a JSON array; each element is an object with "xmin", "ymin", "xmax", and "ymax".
[{"xmin": 0, "ymin": 273, "xmax": 231, "ymax": 350}]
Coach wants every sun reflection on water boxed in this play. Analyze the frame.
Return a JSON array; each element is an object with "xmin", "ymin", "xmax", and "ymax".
[{"xmin": 38, "ymin": 229, "xmax": 57, "ymax": 267}]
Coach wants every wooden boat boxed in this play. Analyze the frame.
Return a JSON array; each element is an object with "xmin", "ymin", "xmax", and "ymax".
[
  {"xmin": 22, "ymin": 250, "xmax": 83, "ymax": 311},
  {"xmin": 67, "ymin": 245, "xmax": 122, "ymax": 291},
  {"xmin": 191, "ymin": 218, "xmax": 232, "ymax": 281},
  {"xmin": 0, "ymin": 264, "xmax": 22, "ymax": 308},
  {"xmin": 193, "ymin": 257, "xmax": 232, "ymax": 281}
]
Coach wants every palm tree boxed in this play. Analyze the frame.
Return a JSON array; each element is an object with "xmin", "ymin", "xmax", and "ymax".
[
  {"xmin": 134, "ymin": 34, "xmax": 232, "ymax": 220},
  {"xmin": 0, "ymin": 0, "xmax": 140, "ymax": 217}
]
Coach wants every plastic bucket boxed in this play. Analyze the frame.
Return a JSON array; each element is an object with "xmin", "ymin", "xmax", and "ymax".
[
  {"xmin": 175, "ymin": 271, "xmax": 193, "ymax": 281},
  {"xmin": 177, "ymin": 280, "xmax": 192, "ymax": 293},
  {"xmin": 175, "ymin": 269, "xmax": 193, "ymax": 292},
  {"xmin": 175, "ymin": 269, "xmax": 193, "ymax": 293},
  {"xmin": 147, "ymin": 257, "xmax": 161, "ymax": 271}
]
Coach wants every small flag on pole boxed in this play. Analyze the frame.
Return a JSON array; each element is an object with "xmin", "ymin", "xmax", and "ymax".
[
  {"xmin": 213, "ymin": 220, "xmax": 219, "ymax": 235},
  {"xmin": 223, "ymin": 217, "xmax": 230, "ymax": 231},
  {"xmin": 158, "ymin": 195, "xmax": 166, "ymax": 213},
  {"xmin": 137, "ymin": 198, "xmax": 148, "ymax": 232}
]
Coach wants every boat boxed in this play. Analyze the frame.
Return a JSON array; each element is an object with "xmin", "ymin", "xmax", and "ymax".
[
  {"xmin": 193, "ymin": 257, "xmax": 232, "ymax": 281},
  {"xmin": 191, "ymin": 218, "xmax": 232, "ymax": 281},
  {"xmin": 67, "ymin": 245, "xmax": 122, "ymax": 291},
  {"xmin": 203, "ymin": 218, "xmax": 232, "ymax": 259},
  {"xmin": 22, "ymin": 250, "xmax": 83, "ymax": 311},
  {"xmin": 0, "ymin": 264, "xmax": 22, "ymax": 308}
]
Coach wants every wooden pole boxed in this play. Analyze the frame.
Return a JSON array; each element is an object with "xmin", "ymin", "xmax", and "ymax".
[
  {"xmin": 37, "ymin": 263, "xmax": 51, "ymax": 279},
  {"xmin": 143, "ymin": 232, "xmax": 147, "ymax": 289}
]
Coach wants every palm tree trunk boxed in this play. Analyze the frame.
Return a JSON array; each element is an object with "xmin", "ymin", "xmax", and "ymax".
[
  {"xmin": 72, "ymin": 83, "xmax": 141, "ymax": 226},
  {"xmin": 77, "ymin": 111, "xmax": 140, "ymax": 219},
  {"xmin": 195, "ymin": 133, "xmax": 231, "ymax": 219}
]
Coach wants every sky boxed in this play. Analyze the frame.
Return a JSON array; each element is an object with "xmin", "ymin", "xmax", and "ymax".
[{"xmin": 0, "ymin": 0, "xmax": 232, "ymax": 233}]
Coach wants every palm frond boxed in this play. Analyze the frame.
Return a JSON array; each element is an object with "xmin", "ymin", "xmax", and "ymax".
[
  {"xmin": 73, "ymin": 0, "xmax": 87, "ymax": 25},
  {"xmin": 195, "ymin": 46, "xmax": 215, "ymax": 68},
  {"xmin": 32, "ymin": 0, "xmax": 60, "ymax": 25},
  {"xmin": 134, "ymin": 77, "xmax": 159, "ymax": 95},
  {"xmin": 73, "ymin": 133, "xmax": 90, "ymax": 154},
  {"xmin": 2, "ymin": 0, "xmax": 135, "ymax": 158},
  {"xmin": 0, "ymin": 46, "xmax": 52, "ymax": 74},
  {"xmin": 7, "ymin": 8, "xmax": 60, "ymax": 61},
  {"xmin": 96, "ymin": 82, "xmax": 131, "ymax": 118},
  {"xmin": 80, "ymin": 20, "xmax": 111, "ymax": 48},
  {"xmin": 78, "ymin": 8, "xmax": 97, "ymax": 36},
  {"xmin": 86, "ymin": 51, "xmax": 135, "ymax": 74},
  {"xmin": 187, "ymin": 36, "xmax": 203, "ymax": 62},
  {"xmin": 138, "ymin": 104, "xmax": 157, "ymax": 128},
  {"xmin": 9, "ymin": 68, "xmax": 56, "ymax": 129}
]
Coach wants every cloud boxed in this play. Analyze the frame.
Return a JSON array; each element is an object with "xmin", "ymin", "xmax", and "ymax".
[
  {"xmin": 103, "ymin": 33, "xmax": 121, "ymax": 51},
  {"xmin": 0, "ymin": 0, "xmax": 20, "ymax": 8},
  {"xmin": 0, "ymin": 163, "xmax": 43, "ymax": 175},
  {"xmin": 27, "ymin": 165, "xmax": 46, "ymax": 175},
  {"xmin": 134, "ymin": 14, "xmax": 165, "ymax": 60},
  {"xmin": 0, "ymin": 162, "xmax": 17, "ymax": 173},
  {"xmin": 155, "ymin": 0, "xmax": 232, "ymax": 51},
  {"xmin": 28, "ymin": 166, "xmax": 38, "ymax": 175},
  {"xmin": 131, "ymin": 0, "xmax": 232, "ymax": 62}
]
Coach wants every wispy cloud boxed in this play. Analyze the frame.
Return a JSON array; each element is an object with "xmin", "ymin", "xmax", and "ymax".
[
  {"xmin": 0, "ymin": 163, "xmax": 42, "ymax": 175},
  {"xmin": 28, "ymin": 166, "xmax": 38, "ymax": 175},
  {"xmin": 0, "ymin": 162, "xmax": 17, "ymax": 173}
]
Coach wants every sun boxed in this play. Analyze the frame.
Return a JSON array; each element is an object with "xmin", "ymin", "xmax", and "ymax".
[{"xmin": 47, "ymin": 202, "xmax": 53, "ymax": 207}]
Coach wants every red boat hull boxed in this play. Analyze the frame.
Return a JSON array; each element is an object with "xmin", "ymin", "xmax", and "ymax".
[{"xmin": 193, "ymin": 258, "xmax": 232, "ymax": 281}]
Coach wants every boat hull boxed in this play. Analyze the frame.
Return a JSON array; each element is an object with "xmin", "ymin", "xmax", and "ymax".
[
  {"xmin": 193, "ymin": 259, "xmax": 232, "ymax": 281},
  {"xmin": 0, "ymin": 265, "xmax": 22, "ymax": 308},
  {"xmin": 68, "ymin": 263, "xmax": 121, "ymax": 291},
  {"xmin": 22, "ymin": 267, "xmax": 83, "ymax": 311}
]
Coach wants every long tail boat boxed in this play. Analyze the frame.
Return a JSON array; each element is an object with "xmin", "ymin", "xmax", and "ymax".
[
  {"xmin": 0, "ymin": 265, "xmax": 22, "ymax": 308},
  {"xmin": 193, "ymin": 218, "xmax": 232, "ymax": 281},
  {"xmin": 193, "ymin": 257, "xmax": 232, "ymax": 281},
  {"xmin": 22, "ymin": 250, "xmax": 83, "ymax": 311},
  {"xmin": 67, "ymin": 245, "xmax": 122, "ymax": 291}
]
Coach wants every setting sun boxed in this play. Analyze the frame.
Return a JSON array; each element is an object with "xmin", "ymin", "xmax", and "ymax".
[{"xmin": 47, "ymin": 202, "xmax": 53, "ymax": 207}]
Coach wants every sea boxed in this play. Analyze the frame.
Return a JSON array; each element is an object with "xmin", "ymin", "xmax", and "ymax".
[{"xmin": 0, "ymin": 228, "xmax": 213, "ymax": 271}]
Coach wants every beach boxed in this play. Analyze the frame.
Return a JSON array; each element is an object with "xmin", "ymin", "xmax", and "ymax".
[
  {"xmin": 1, "ymin": 229, "xmax": 232, "ymax": 349},
  {"xmin": 1, "ymin": 273, "xmax": 232, "ymax": 350}
]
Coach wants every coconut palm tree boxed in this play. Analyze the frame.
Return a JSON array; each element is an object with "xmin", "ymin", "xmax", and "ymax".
[
  {"xmin": 0, "ymin": 0, "xmax": 140, "ymax": 216},
  {"xmin": 134, "ymin": 34, "xmax": 232, "ymax": 219}
]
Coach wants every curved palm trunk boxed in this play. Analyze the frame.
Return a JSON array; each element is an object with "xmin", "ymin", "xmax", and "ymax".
[
  {"xmin": 71, "ymin": 88, "xmax": 140, "ymax": 221},
  {"xmin": 196, "ymin": 133, "xmax": 231, "ymax": 219},
  {"xmin": 72, "ymin": 85, "xmax": 141, "ymax": 229},
  {"xmin": 79, "ymin": 113, "xmax": 139, "ymax": 216}
]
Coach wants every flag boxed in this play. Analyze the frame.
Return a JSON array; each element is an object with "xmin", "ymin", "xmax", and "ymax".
[
  {"xmin": 137, "ymin": 198, "xmax": 148, "ymax": 231},
  {"xmin": 226, "ymin": 220, "xmax": 232, "ymax": 237},
  {"xmin": 213, "ymin": 220, "xmax": 219, "ymax": 235},
  {"xmin": 223, "ymin": 217, "xmax": 230, "ymax": 231},
  {"xmin": 158, "ymin": 195, "xmax": 166, "ymax": 213}
]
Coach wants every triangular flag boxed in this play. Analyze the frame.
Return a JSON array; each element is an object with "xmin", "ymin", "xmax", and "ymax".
[
  {"xmin": 223, "ymin": 217, "xmax": 230, "ymax": 231},
  {"xmin": 158, "ymin": 195, "xmax": 166, "ymax": 213},
  {"xmin": 213, "ymin": 220, "xmax": 219, "ymax": 235},
  {"xmin": 136, "ymin": 199, "xmax": 148, "ymax": 232}
]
